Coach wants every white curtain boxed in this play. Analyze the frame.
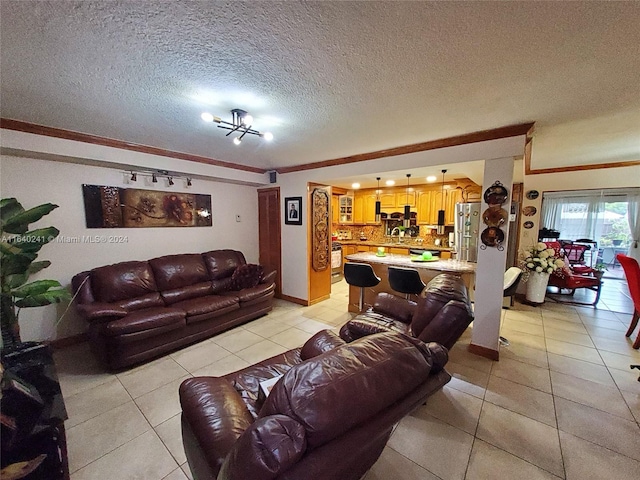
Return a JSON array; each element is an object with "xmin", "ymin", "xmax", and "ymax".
[
  {"xmin": 542, "ymin": 197, "xmax": 564, "ymax": 231},
  {"xmin": 628, "ymin": 194, "xmax": 640, "ymax": 261}
]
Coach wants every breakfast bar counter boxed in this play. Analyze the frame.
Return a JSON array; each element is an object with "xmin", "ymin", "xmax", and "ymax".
[{"xmin": 344, "ymin": 252, "xmax": 476, "ymax": 313}]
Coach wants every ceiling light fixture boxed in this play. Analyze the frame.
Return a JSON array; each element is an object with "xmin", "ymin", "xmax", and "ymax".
[
  {"xmin": 201, "ymin": 108, "xmax": 273, "ymax": 144},
  {"xmin": 351, "ymin": 182, "xmax": 360, "ymax": 189},
  {"xmin": 152, "ymin": 173, "xmax": 158, "ymax": 183},
  {"xmin": 385, "ymin": 180, "xmax": 395, "ymax": 186},
  {"xmin": 130, "ymin": 171, "xmax": 137, "ymax": 182},
  {"xmin": 186, "ymin": 178, "xmax": 192, "ymax": 187},
  {"xmin": 437, "ymin": 169, "xmax": 447, "ymax": 234},
  {"xmin": 375, "ymin": 177, "xmax": 381, "ymax": 223},
  {"xmin": 404, "ymin": 174, "xmax": 411, "ymax": 228},
  {"xmin": 123, "ymin": 169, "xmax": 194, "ymax": 187},
  {"xmin": 426, "ymin": 175, "xmax": 437, "ymax": 182},
  {"xmin": 168, "ymin": 176, "xmax": 174, "ymax": 186}
]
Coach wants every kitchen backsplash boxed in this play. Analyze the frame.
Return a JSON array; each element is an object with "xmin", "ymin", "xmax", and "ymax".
[{"xmin": 332, "ymin": 224, "xmax": 453, "ymax": 247}]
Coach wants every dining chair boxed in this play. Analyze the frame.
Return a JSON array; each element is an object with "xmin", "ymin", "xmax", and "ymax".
[{"xmin": 616, "ymin": 254, "xmax": 640, "ymax": 349}]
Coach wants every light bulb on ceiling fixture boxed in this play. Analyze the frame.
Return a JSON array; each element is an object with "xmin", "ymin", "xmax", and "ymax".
[
  {"xmin": 233, "ymin": 137, "xmax": 242, "ymax": 145},
  {"xmin": 243, "ymin": 114, "xmax": 253, "ymax": 125},
  {"xmin": 351, "ymin": 183, "xmax": 360, "ymax": 189},
  {"xmin": 262, "ymin": 132, "xmax": 273, "ymax": 141},
  {"xmin": 201, "ymin": 112, "xmax": 214, "ymax": 122},
  {"xmin": 385, "ymin": 180, "xmax": 395, "ymax": 186},
  {"xmin": 426, "ymin": 175, "xmax": 437, "ymax": 182}
]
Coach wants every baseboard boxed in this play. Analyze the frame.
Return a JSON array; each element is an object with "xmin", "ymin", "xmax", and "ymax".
[
  {"xmin": 279, "ymin": 294, "xmax": 309, "ymax": 306},
  {"xmin": 468, "ymin": 342, "xmax": 499, "ymax": 361},
  {"xmin": 308, "ymin": 294, "xmax": 330, "ymax": 306},
  {"xmin": 47, "ymin": 332, "xmax": 88, "ymax": 350}
]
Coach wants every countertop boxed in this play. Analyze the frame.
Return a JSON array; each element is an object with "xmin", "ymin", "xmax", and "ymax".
[
  {"xmin": 345, "ymin": 252, "xmax": 476, "ymax": 273},
  {"xmin": 336, "ymin": 240, "xmax": 453, "ymax": 251}
]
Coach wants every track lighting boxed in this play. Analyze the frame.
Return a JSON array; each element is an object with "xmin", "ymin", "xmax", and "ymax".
[
  {"xmin": 186, "ymin": 178, "xmax": 192, "ymax": 187},
  {"xmin": 130, "ymin": 171, "xmax": 137, "ymax": 182},
  {"xmin": 152, "ymin": 173, "xmax": 157, "ymax": 183},
  {"xmin": 168, "ymin": 177, "xmax": 174, "ymax": 186},
  {"xmin": 123, "ymin": 170, "xmax": 194, "ymax": 187}
]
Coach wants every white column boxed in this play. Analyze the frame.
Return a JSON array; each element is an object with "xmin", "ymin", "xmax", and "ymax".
[{"xmin": 470, "ymin": 157, "xmax": 514, "ymax": 359}]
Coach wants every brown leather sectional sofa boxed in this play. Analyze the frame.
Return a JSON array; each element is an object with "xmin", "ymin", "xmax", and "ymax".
[
  {"xmin": 179, "ymin": 329, "xmax": 451, "ymax": 480},
  {"xmin": 72, "ymin": 250, "xmax": 275, "ymax": 370},
  {"xmin": 339, "ymin": 273, "xmax": 474, "ymax": 349}
]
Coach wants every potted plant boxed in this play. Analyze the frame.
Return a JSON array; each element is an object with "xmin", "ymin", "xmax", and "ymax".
[
  {"xmin": 0, "ymin": 198, "xmax": 70, "ymax": 349},
  {"xmin": 593, "ymin": 262, "xmax": 607, "ymax": 281}
]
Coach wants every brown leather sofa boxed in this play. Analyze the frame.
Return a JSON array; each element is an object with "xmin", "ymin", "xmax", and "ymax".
[
  {"xmin": 72, "ymin": 250, "xmax": 275, "ymax": 370},
  {"xmin": 339, "ymin": 273, "xmax": 474, "ymax": 349},
  {"xmin": 179, "ymin": 329, "xmax": 450, "ymax": 480}
]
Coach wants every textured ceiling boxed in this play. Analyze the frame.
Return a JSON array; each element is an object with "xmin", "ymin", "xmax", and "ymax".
[{"xmin": 1, "ymin": 1, "xmax": 639, "ymax": 173}]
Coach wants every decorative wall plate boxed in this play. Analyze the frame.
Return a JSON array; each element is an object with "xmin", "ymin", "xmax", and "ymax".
[
  {"xmin": 480, "ymin": 226, "xmax": 505, "ymax": 247},
  {"xmin": 523, "ymin": 206, "xmax": 537, "ymax": 216},
  {"xmin": 523, "ymin": 221, "xmax": 534, "ymax": 229},
  {"xmin": 526, "ymin": 190, "xmax": 540, "ymax": 200},
  {"xmin": 483, "ymin": 182, "xmax": 509, "ymax": 205},
  {"xmin": 482, "ymin": 207, "xmax": 508, "ymax": 227}
]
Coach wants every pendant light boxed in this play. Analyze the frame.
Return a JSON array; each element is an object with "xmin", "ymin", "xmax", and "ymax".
[
  {"xmin": 404, "ymin": 174, "xmax": 411, "ymax": 228},
  {"xmin": 375, "ymin": 177, "xmax": 381, "ymax": 222},
  {"xmin": 437, "ymin": 169, "xmax": 447, "ymax": 234}
]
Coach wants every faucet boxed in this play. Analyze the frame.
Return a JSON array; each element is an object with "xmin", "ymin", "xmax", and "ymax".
[{"xmin": 390, "ymin": 227, "xmax": 400, "ymax": 236}]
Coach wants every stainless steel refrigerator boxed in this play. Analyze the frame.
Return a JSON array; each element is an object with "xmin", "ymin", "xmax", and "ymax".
[{"xmin": 454, "ymin": 203, "xmax": 481, "ymax": 262}]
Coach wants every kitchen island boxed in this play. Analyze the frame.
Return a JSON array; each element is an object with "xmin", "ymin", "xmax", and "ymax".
[{"xmin": 344, "ymin": 252, "xmax": 476, "ymax": 313}]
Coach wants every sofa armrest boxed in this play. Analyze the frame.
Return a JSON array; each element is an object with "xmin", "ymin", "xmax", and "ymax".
[
  {"xmin": 260, "ymin": 269, "xmax": 277, "ymax": 285},
  {"xmin": 77, "ymin": 303, "xmax": 127, "ymax": 322},
  {"xmin": 300, "ymin": 329, "xmax": 346, "ymax": 360},
  {"xmin": 217, "ymin": 414, "xmax": 306, "ymax": 480},
  {"xmin": 180, "ymin": 377, "xmax": 254, "ymax": 478},
  {"xmin": 413, "ymin": 300, "xmax": 474, "ymax": 350}
]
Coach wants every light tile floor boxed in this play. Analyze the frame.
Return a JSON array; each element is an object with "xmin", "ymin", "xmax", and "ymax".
[{"xmin": 55, "ymin": 278, "xmax": 640, "ymax": 480}]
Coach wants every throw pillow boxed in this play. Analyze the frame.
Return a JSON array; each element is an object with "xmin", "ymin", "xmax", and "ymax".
[{"xmin": 231, "ymin": 264, "xmax": 264, "ymax": 290}]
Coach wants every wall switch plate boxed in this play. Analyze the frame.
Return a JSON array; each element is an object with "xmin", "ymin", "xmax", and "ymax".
[{"xmin": 236, "ymin": 215, "xmax": 241, "ymax": 222}]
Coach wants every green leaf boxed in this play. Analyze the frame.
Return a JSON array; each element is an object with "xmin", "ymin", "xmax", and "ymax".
[
  {"xmin": 28, "ymin": 260, "xmax": 51, "ymax": 275},
  {"xmin": 14, "ymin": 288, "xmax": 70, "ymax": 308},
  {"xmin": 1, "ymin": 252, "xmax": 37, "ymax": 276},
  {"xmin": 0, "ymin": 198, "xmax": 24, "ymax": 226},
  {"xmin": 2, "ymin": 203, "xmax": 58, "ymax": 234},
  {"xmin": 8, "ymin": 227, "xmax": 60, "ymax": 253},
  {"xmin": 12, "ymin": 279, "xmax": 62, "ymax": 298},
  {"xmin": 0, "ymin": 241, "xmax": 22, "ymax": 256}
]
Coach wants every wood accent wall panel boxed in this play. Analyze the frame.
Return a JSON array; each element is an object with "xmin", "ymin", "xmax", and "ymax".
[{"xmin": 308, "ymin": 185, "xmax": 331, "ymax": 304}]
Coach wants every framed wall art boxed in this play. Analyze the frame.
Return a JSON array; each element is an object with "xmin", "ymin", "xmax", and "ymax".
[
  {"xmin": 82, "ymin": 184, "xmax": 212, "ymax": 228},
  {"xmin": 285, "ymin": 197, "xmax": 302, "ymax": 225}
]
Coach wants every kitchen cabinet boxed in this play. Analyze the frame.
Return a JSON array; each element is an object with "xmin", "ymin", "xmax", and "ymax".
[
  {"xmin": 339, "ymin": 195, "xmax": 353, "ymax": 224},
  {"xmin": 389, "ymin": 247, "xmax": 410, "ymax": 255},
  {"xmin": 331, "ymin": 195, "xmax": 339, "ymax": 225},
  {"xmin": 342, "ymin": 245, "xmax": 357, "ymax": 266},
  {"xmin": 353, "ymin": 194, "xmax": 365, "ymax": 224},
  {"xmin": 363, "ymin": 194, "xmax": 380, "ymax": 224},
  {"xmin": 440, "ymin": 251, "xmax": 452, "ymax": 260},
  {"xmin": 396, "ymin": 191, "xmax": 416, "ymax": 208},
  {"xmin": 446, "ymin": 189, "xmax": 461, "ymax": 225},
  {"xmin": 356, "ymin": 245, "xmax": 369, "ymax": 253},
  {"xmin": 380, "ymin": 193, "xmax": 395, "ymax": 209}
]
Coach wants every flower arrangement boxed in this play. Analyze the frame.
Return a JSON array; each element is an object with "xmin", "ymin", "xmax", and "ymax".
[{"xmin": 520, "ymin": 242, "xmax": 565, "ymax": 277}]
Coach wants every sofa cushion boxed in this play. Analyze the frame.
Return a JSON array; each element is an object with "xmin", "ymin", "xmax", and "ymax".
[
  {"xmin": 172, "ymin": 295, "xmax": 239, "ymax": 319},
  {"xmin": 91, "ymin": 261, "xmax": 158, "ymax": 303},
  {"xmin": 116, "ymin": 292, "xmax": 165, "ymax": 312},
  {"xmin": 372, "ymin": 293, "xmax": 416, "ymax": 324},
  {"xmin": 230, "ymin": 264, "xmax": 264, "ymax": 290},
  {"xmin": 222, "ymin": 283, "xmax": 275, "ymax": 304},
  {"xmin": 149, "ymin": 254, "xmax": 210, "ymax": 291},
  {"xmin": 258, "ymin": 332, "xmax": 440, "ymax": 448},
  {"xmin": 338, "ymin": 314, "xmax": 410, "ymax": 342},
  {"xmin": 203, "ymin": 250, "xmax": 246, "ymax": 280},
  {"xmin": 104, "ymin": 307, "xmax": 185, "ymax": 336},
  {"xmin": 161, "ymin": 281, "xmax": 214, "ymax": 305}
]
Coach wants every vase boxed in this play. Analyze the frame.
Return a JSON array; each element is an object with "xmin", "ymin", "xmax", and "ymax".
[{"xmin": 526, "ymin": 271, "xmax": 550, "ymax": 304}]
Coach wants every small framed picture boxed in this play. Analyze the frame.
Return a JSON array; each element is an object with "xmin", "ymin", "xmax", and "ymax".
[{"xmin": 285, "ymin": 197, "xmax": 302, "ymax": 225}]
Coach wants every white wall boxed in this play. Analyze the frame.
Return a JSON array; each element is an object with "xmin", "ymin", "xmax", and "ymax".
[{"xmin": 1, "ymin": 155, "xmax": 260, "ymax": 341}]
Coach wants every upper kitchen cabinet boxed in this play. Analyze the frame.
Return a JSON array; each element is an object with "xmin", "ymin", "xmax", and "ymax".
[
  {"xmin": 446, "ymin": 188, "xmax": 462, "ymax": 224},
  {"xmin": 353, "ymin": 194, "xmax": 364, "ymax": 224},
  {"xmin": 395, "ymin": 191, "xmax": 417, "ymax": 208},
  {"xmin": 380, "ymin": 192, "xmax": 395, "ymax": 209},
  {"xmin": 338, "ymin": 195, "xmax": 353, "ymax": 223},
  {"xmin": 331, "ymin": 195, "xmax": 340, "ymax": 225},
  {"xmin": 352, "ymin": 192, "xmax": 381, "ymax": 224}
]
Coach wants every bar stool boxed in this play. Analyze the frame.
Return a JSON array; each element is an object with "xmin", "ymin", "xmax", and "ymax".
[
  {"xmin": 388, "ymin": 266, "xmax": 426, "ymax": 300},
  {"xmin": 343, "ymin": 262, "xmax": 381, "ymax": 312}
]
